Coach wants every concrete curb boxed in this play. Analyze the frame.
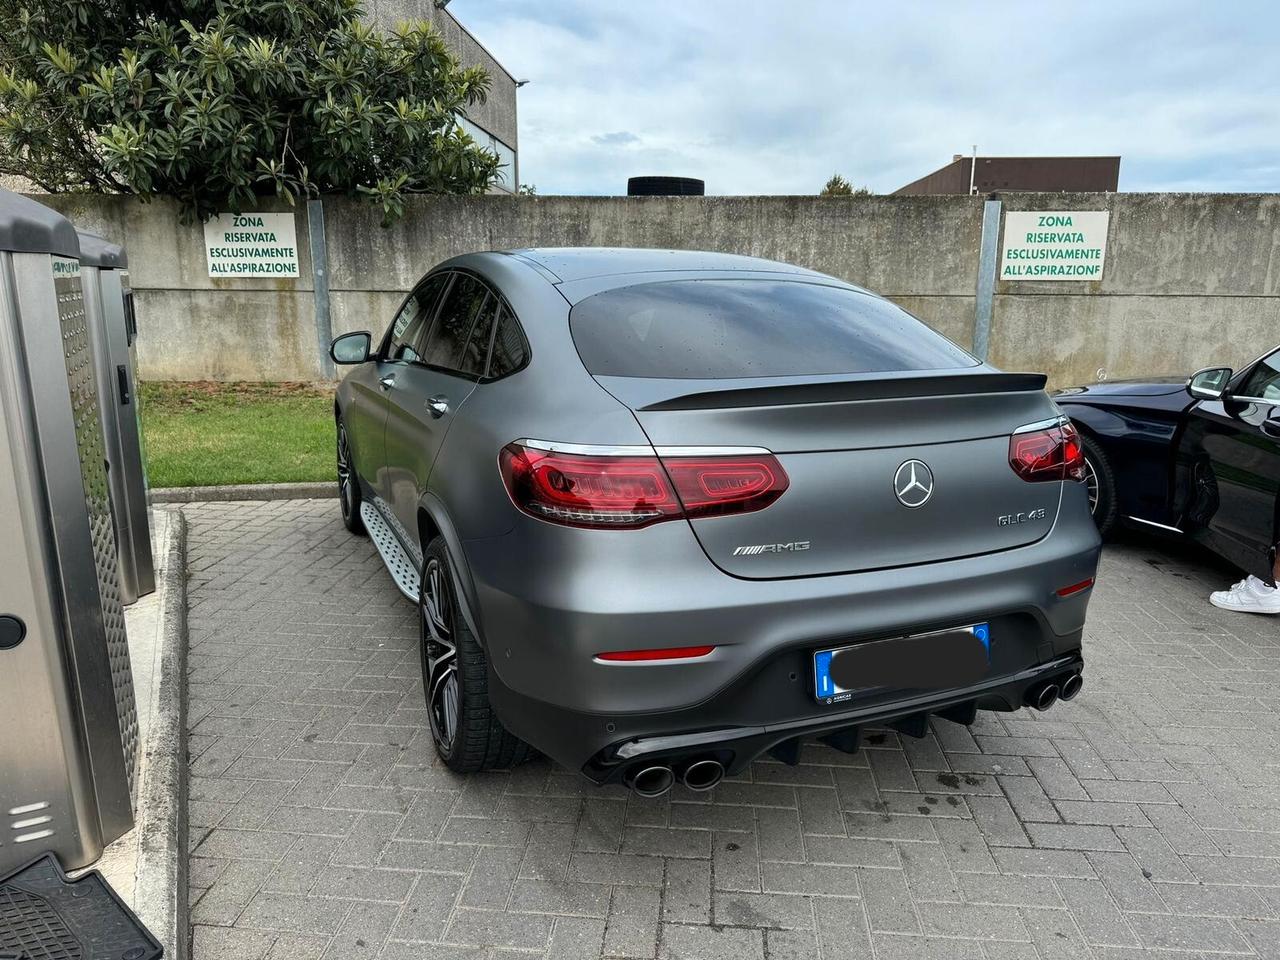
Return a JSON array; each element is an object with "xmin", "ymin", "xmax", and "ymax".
[
  {"xmin": 131, "ymin": 509, "xmax": 189, "ymax": 960},
  {"xmin": 149, "ymin": 481, "xmax": 336, "ymax": 503}
]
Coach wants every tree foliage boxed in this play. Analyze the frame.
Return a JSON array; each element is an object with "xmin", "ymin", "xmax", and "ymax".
[
  {"xmin": 820, "ymin": 173, "xmax": 871, "ymax": 197},
  {"xmin": 0, "ymin": 0, "xmax": 503, "ymax": 221}
]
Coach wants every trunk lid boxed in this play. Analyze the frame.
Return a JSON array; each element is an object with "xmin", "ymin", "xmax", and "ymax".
[{"xmin": 600, "ymin": 371, "xmax": 1064, "ymax": 579}]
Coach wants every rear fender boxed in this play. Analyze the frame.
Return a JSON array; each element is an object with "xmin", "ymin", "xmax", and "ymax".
[
  {"xmin": 1064, "ymin": 404, "xmax": 1183, "ymax": 526},
  {"xmin": 1059, "ymin": 403, "xmax": 1126, "ymax": 439},
  {"xmin": 417, "ymin": 492, "xmax": 486, "ymax": 645}
]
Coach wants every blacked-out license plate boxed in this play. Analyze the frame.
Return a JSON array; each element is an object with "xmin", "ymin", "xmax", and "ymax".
[{"xmin": 813, "ymin": 623, "xmax": 991, "ymax": 704}]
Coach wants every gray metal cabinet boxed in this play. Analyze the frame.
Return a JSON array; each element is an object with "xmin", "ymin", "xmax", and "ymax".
[
  {"xmin": 0, "ymin": 191, "xmax": 137, "ymax": 872},
  {"xmin": 79, "ymin": 231, "xmax": 155, "ymax": 604}
]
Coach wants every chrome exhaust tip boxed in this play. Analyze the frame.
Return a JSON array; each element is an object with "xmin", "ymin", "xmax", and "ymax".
[
  {"xmin": 680, "ymin": 759, "xmax": 724, "ymax": 792},
  {"xmin": 628, "ymin": 765, "xmax": 675, "ymax": 798},
  {"xmin": 1032, "ymin": 683, "xmax": 1060, "ymax": 712},
  {"xmin": 1059, "ymin": 673, "xmax": 1083, "ymax": 702}
]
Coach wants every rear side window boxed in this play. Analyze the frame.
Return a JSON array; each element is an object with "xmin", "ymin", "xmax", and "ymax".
[
  {"xmin": 422, "ymin": 274, "xmax": 488, "ymax": 372},
  {"xmin": 457, "ymin": 296, "xmax": 499, "ymax": 378},
  {"xmin": 569, "ymin": 279, "xmax": 977, "ymax": 379},
  {"xmin": 488, "ymin": 307, "xmax": 528, "ymax": 378}
]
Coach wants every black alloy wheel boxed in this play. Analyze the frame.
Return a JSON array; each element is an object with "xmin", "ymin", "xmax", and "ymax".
[
  {"xmin": 337, "ymin": 418, "xmax": 365, "ymax": 535},
  {"xmin": 1082, "ymin": 455, "xmax": 1100, "ymax": 515},
  {"xmin": 418, "ymin": 537, "xmax": 533, "ymax": 772},
  {"xmin": 421, "ymin": 553, "xmax": 460, "ymax": 754},
  {"xmin": 1078, "ymin": 433, "xmax": 1118, "ymax": 538}
]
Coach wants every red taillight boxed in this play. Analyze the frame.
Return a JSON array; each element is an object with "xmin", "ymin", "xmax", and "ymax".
[
  {"xmin": 499, "ymin": 445, "xmax": 681, "ymax": 527},
  {"xmin": 665, "ymin": 456, "xmax": 789, "ymax": 518},
  {"xmin": 596, "ymin": 645, "xmax": 715, "ymax": 662},
  {"xmin": 498, "ymin": 442, "xmax": 789, "ymax": 529},
  {"xmin": 1009, "ymin": 419, "xmax": 1086, "ymax": 483}
]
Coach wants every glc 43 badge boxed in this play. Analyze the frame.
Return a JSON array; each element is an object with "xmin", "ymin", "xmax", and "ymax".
[{"xmin": 998, "ymin": 508, "xmax": 1047, "ymax": 526}]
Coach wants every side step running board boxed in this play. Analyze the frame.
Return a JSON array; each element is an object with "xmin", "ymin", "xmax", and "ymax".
[{"xmin": 361, "ymin": 502, "xmax": 421, "ymax": 603}]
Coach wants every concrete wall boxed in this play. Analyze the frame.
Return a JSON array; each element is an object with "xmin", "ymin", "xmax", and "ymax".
[
  {"xmin": 992, "ymin": 193, "xmax": 1280, "ymax": 386},
  {"xmin": 41, "ymin": 195, "xmax": 321, "ymax": 382},
  {"xmin": 321, "ymin": 194, "xmax": 983, "ymax": 360},
  {"xmin": 33, "ymin": 192, "xmax": 1280, "ymax": 389}
]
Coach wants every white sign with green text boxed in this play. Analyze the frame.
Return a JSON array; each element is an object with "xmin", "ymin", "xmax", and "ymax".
[
  {"xmin": 1000, "ymin": 210, "xmax": 1109, "ymax": 281},
  {"xmin": 203, "ymin": 212, "xmax": 300, "ymax": 278}
]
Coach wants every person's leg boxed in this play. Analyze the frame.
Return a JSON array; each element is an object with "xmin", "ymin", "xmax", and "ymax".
[{"xmin": 1209, "ymin": 544, "xmax": 1280, "ymax": 614}]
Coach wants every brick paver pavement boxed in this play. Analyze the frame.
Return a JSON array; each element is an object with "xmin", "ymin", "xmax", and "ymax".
[{"xmin": 184, "ymin": 499, "xmax": 1280, "ymax": 960}]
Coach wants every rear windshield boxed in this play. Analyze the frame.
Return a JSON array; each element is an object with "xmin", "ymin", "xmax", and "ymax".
[{"xmin": 569, "ymin": 279, "xmax": 976, "ymax": 379}]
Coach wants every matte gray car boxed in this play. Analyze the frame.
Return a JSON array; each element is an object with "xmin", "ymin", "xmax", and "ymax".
[{"xmin": 331, "ymin": 248, "xmax": 1101, "ymax": 796}]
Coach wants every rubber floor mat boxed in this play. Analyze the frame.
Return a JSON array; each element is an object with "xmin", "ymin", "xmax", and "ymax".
[{"xmin": 0, "ymin": 855, "xmax": 162, "ymax": 960}]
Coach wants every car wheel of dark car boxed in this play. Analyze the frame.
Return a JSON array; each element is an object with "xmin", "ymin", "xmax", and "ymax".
[
  {"xmin": 336, "ymin": 417, "xmax": 364, "ymax": 535},
  {"xmin": 1079, "ymin": 434, "xmax": 1118, "ymax": 537},
  {"xmin": 419, "ymin": 536, "xmax": 532, "ymax": 772}
]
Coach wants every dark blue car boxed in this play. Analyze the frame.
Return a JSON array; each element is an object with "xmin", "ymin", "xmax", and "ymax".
[{"xmin": 1055, "ymin": 343, "xmax": 1280, "ymax": 582}]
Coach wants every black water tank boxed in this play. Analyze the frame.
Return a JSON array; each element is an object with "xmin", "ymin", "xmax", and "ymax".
[{"xmin": 627, "ymin": 176, "xmax": 705, "ymax": 196}]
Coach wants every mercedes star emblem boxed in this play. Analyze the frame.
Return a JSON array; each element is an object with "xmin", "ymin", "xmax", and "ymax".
[{"xmin": 894, "ymin": 460, "xmax": 934, "ymax": 508}]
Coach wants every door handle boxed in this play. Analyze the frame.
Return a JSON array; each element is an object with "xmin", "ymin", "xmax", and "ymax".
[
  {"xmin": 1262, "ymin": 416, "xmax": 1280, "ymax": 440},
  {"xmin": 378, "ymin": 374, "xmax": 396, "ymax": 391},
  {"xmin": 426, "ymin": 395, "xmax": 450, "ymax": 419}
]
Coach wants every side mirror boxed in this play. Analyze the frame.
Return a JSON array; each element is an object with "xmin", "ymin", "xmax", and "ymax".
[
  {"xmin": 1187, "ymin": 366, "xmax": 1232, "ymax": 401},
  {"xmin": 331, "ymin": 331, "xmax": 372, "ymax": 365}
]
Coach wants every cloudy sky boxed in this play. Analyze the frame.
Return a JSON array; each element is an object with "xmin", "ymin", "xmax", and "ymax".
[{"xmin": 460, "ymin": 0, "xmax": 1280, "ymax": 196}]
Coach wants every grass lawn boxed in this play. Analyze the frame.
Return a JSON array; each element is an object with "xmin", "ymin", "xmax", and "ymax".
[{"xmin": 140, "ymin": 381, "xmax": 335, "ymax": 488}]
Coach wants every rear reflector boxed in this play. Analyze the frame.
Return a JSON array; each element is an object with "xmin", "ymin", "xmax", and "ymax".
[
  {"xmin": 1010, "ymin": 418, "xmax": 1086, "ymax": 483},
  {"xmin": 1056, "ymin": 577, "xmax": 1095, "ymax": 597},
  {"xmin": 596, "ymin": 645, "xmax": 716, "ymax": 662},
  {"xmin": 499, "ymin": 442, "xmax": 788, "ymax": 529}
]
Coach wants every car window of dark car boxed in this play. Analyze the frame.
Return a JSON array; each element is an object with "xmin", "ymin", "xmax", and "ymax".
[
  {"xmin": 457, "ymin": 296, "xmax": 500, "ymax": 378},
  {"xmin": 421, "ymin": 274, "xmax": 489, "ymax": 373},
  {"xmin": 568, "ymin": 279, "xmax": 977, "ymax": 379},
  {"xmin": 1238, "ymin": 349, "xmax": 1280, "ymax": 402},
  {"xmin": 386, "ymin": 273, "xmax": 449, "ymax": 362},
  {"xmin": 487, "ymin": 306, "xmax": 529, "ymax": 379}
]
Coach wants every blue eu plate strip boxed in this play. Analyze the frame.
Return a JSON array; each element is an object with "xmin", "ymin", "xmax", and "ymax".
[
  {"xmin": 814, "ymin": 650, "xmax": 834, "ymax": 698},
  {"xmin": 974, "ymin": 622, "xmax": 991, "ymax": 659}
]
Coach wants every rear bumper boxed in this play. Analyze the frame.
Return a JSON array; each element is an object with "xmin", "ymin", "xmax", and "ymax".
[
  {"xmin": 466, "ymin": 482, "xmax": 1101, "ymax": 775},
  {"xmin": 491, "ymin": 651, "xmax": 1084, "ymax": 783}
]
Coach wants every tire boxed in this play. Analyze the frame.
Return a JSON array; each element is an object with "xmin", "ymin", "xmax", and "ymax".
[
  {"xmin": 419, "ymin": 536, "xmax": 533, "ymax": 773},
  {"xmin": 337, "ymin": 416, "xmax": 365, "ymax": 535},
  {"xmin": 1080, "ymin": 433, "xmax": 1118, "ymax": 538}
]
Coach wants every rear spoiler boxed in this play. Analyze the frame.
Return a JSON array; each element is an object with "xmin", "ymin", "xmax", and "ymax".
[{"xmin": 608, "ymin": 371, "xmax": 1050, "ymax": 412}]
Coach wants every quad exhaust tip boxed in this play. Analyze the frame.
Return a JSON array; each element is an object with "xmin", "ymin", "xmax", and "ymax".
[
  {"xmin": 1031, "ymin": 682, "xmax": 1060, "ymax": 712},
  {"xmin": 1060, "ymin": 673, "xmax": 1083, "ymax": 701},
  {"xmin": 681, "ymin": 759, "xmax": 725, "ymax": 792},
  {"xmin": 628, "ymin": 765, "xmax": 674, "ymax": 798}
]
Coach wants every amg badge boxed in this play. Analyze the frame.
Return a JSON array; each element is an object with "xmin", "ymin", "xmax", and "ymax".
[
  {"xmin": 998, "ymin": 508, "xmax": 1047, "ymax": 526},
  {"xmin": 732, "ymin": 541, "xmax": 811, "ymax": 556}
]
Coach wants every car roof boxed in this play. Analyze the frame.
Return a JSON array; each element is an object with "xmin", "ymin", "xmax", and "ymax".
[{"xmin": 500, "ymin": 247, "xmax": 830, "ymax": 284}]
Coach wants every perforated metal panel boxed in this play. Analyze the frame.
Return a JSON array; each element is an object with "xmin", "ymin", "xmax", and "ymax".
[
  {"xmin": 362, "ymin": 500, "xmax": 422, "ymax": 603},
  {"xmin": 53, "ymin": 260, "xmax": 137, "ymax": 798}
]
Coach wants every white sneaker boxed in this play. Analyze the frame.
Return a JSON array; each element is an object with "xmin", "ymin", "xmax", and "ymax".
[{"xmin": 1209, "ymin": 575, "xmax": 1280, "ymax": 614}]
